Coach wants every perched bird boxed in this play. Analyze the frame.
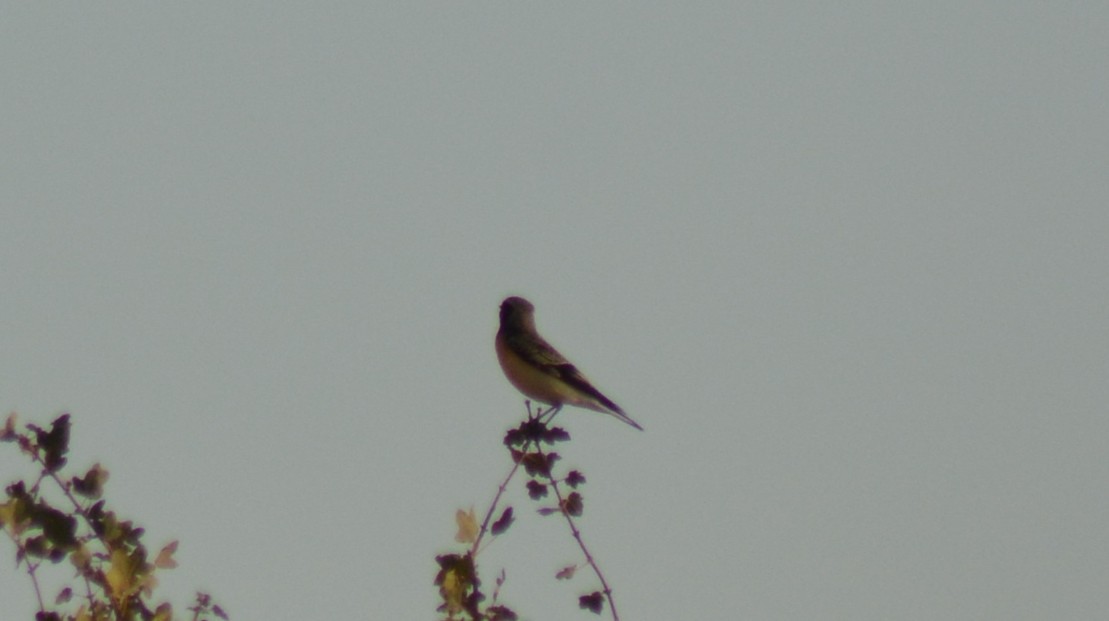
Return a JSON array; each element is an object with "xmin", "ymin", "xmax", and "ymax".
[{"xmin": 495, "ymin": 296, "xmax": 643, "ymax": 430}]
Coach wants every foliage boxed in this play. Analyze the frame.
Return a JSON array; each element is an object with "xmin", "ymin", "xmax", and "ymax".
[
  {"xmin": 1, "ymin": 413, "xmax": 228, "ymax": 621},
  {"xmin": 435, "ymin": 404, "xmax": 627, "ymax": 620}
]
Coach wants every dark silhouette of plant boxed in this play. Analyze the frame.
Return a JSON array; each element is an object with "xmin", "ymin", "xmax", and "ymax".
[
  {"xmin": 1, "ymin": 413, "xmax": 228, "ymax": 621},
  {"xmin": 435, "ymin": 403, "xmax": 628, "ymax": 620}
]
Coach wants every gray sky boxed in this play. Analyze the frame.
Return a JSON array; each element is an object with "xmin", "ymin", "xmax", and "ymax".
[{"xmin": 3, "ymin": 3, "xmax": 1108, "ymax": 619}]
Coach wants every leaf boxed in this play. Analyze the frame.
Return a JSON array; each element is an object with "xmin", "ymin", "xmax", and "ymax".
[
  {"xmin": 2, "ymin": 483, "xmax": 33, "ymax": 535},
  {"xmin": 463, "ymin": 586, "xmax": 486, "ymax": 618},
  {"xmin": 212, "ymin": 605, "xmax": 229, "ymax": 620},
  {"xmin": 72, "ymin": 463, "xmax": 109, "ymax": 499},
  {"xmin": 0, "ymin": 500, "xmax": 26, "ymax": 535},
  {"xmin": 36, "ymin": 414, "xmax": 71, "ymax": 473},
  {"xmin": 561, "ymin": 492, "xmax": 583, "ymax": 517},
  {"xmin": 454, "ymin": 507, "xmax": 478, "ymax": 544},
  {"xmin": 155, "ymin": 540, "xmax": 179, "ymax": 569},
  {"xmin": 566, "ymin": 470, "xmax": 586, "ymax": 488},
  {"xmin": 439, "ymin": 567, "xmax": 465, "ymax": 615},
  {"xmin": 106, "ymin": 549, "xmax": 136, "ymax": 602},
  {"xmin": 541, "ymin": 426, "xmax": 570, "ymax": 444},
  {"xmin": 522, "ymin": 452, "xmax": 559, "ymax": 477},
  {"xmin": 25, "ymin": 535, "xmax": 47, "ymax": 558},
  {"xmin": 520, "ymin": 453, "xmax": 547, "ymax": 476},
  {"xmin": 85, "ymin": 501, "xmax": 107, "ymax": 540},
  {"xmin": 579, "ymin": 591, "xmax": 605, "ymax": 614},
  {"xmin": 37, "ymin": 505, "xmax": 78, "ymax": 550},
  {"xmin": 75, "ymin": 464, "xmax": 108, "ymax": 497},
  {"xmin": 555, "ymin": 565, "xmax": 577, "ymax": 580},
  {"xmin": 106, "ymin": 549, "xmax": 145, "ymax": 603},
  {"xmin": 1, "ymin": 412, "xmax": 16, "ymax": 441},
  {"xmin": 490, "ymin": 507, "xmax": 514, "ymax": 536},
  {"xmin": 519, "ymin": 418, "xmax": 547, "ymax": 442},
  {"xmin": 503, "ymin": 427, "xmax": 525, "ymax": 447},
  {"xmin": 526, "ymin": 480, "xmax": 548, "ymax": 500},
  {"xmin": 152, "ymin": 603, "xmax": 173, "ymax": 621},
  {"xmin": 70, "ymin": 544, "xmax": 92, "ymax": 571},
  {"xmin": 487, "ymin": 604, "xmax": 519, "ymax": 621},
  {"xmin": 434, "ymin": 553, "xmax": 476, "ymax": 592},
  {"xmin": 141, "ymin": 572, "xmax": 159, "ymax": 598}
]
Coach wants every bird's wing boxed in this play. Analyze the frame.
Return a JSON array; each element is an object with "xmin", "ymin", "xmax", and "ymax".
[
  {"xmin": 505, "ymin": 332, "xmax": 626, "ymax": 416},
  {"xmin": 505, "ymin": 332, "xmax": 570, "ymax": 369},
  {"xmin": 552, "ymin": 363, "xmax": 626, "ymax": 415}
]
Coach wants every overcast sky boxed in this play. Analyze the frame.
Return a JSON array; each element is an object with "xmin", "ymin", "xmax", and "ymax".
[{"xmin": 3, "ymin": 3, "xmax": 1108, "ymax": 620}]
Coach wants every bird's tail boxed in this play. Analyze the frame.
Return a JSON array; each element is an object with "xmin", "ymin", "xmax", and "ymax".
[{"xmin": 605, "ymin": 407, "xmax": 644, "ymax": 431}]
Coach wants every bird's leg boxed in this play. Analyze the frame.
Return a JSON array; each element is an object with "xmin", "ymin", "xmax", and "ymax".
[{"xmin": 538, "ymin": 404, "xmax": 563, "ymax": 425}]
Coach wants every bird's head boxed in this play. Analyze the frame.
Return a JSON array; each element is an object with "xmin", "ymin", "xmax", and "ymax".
[{"xmin": 500, "ymin": 296, "xmax": 537, "ymax": 332}]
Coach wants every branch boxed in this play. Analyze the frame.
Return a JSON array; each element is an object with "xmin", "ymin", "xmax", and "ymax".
[{"xmin": 534, "ymin": 441, "xmax": 621, "ymax": 621}]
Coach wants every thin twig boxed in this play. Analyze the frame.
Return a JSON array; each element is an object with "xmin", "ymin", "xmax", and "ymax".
[
  {"xmin": 470, "ymin": 402, "xmax": 560, "ymax": 556},
  {"xmin": 470, "ymin": 443, "xmax": 527, "ymax": 557},
  {"xmin": 535, "ymin": 442, "xmax": 621, "ymax": 621},
  {"xmin": 4, "ymin": 529, "xmax": 47, "ymax": 614},
  {"xmin": 27, "ymin": 559, "xmax": 47, "ymax": 614},
  {"xmin": 25, "ymin": 431, "xmax": 133, "ymax": 619}
]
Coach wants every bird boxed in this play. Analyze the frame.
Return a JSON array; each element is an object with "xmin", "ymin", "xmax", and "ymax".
[{"xmin": 495, "ymin": 296, "xmax": 643, "ymax": 430}]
